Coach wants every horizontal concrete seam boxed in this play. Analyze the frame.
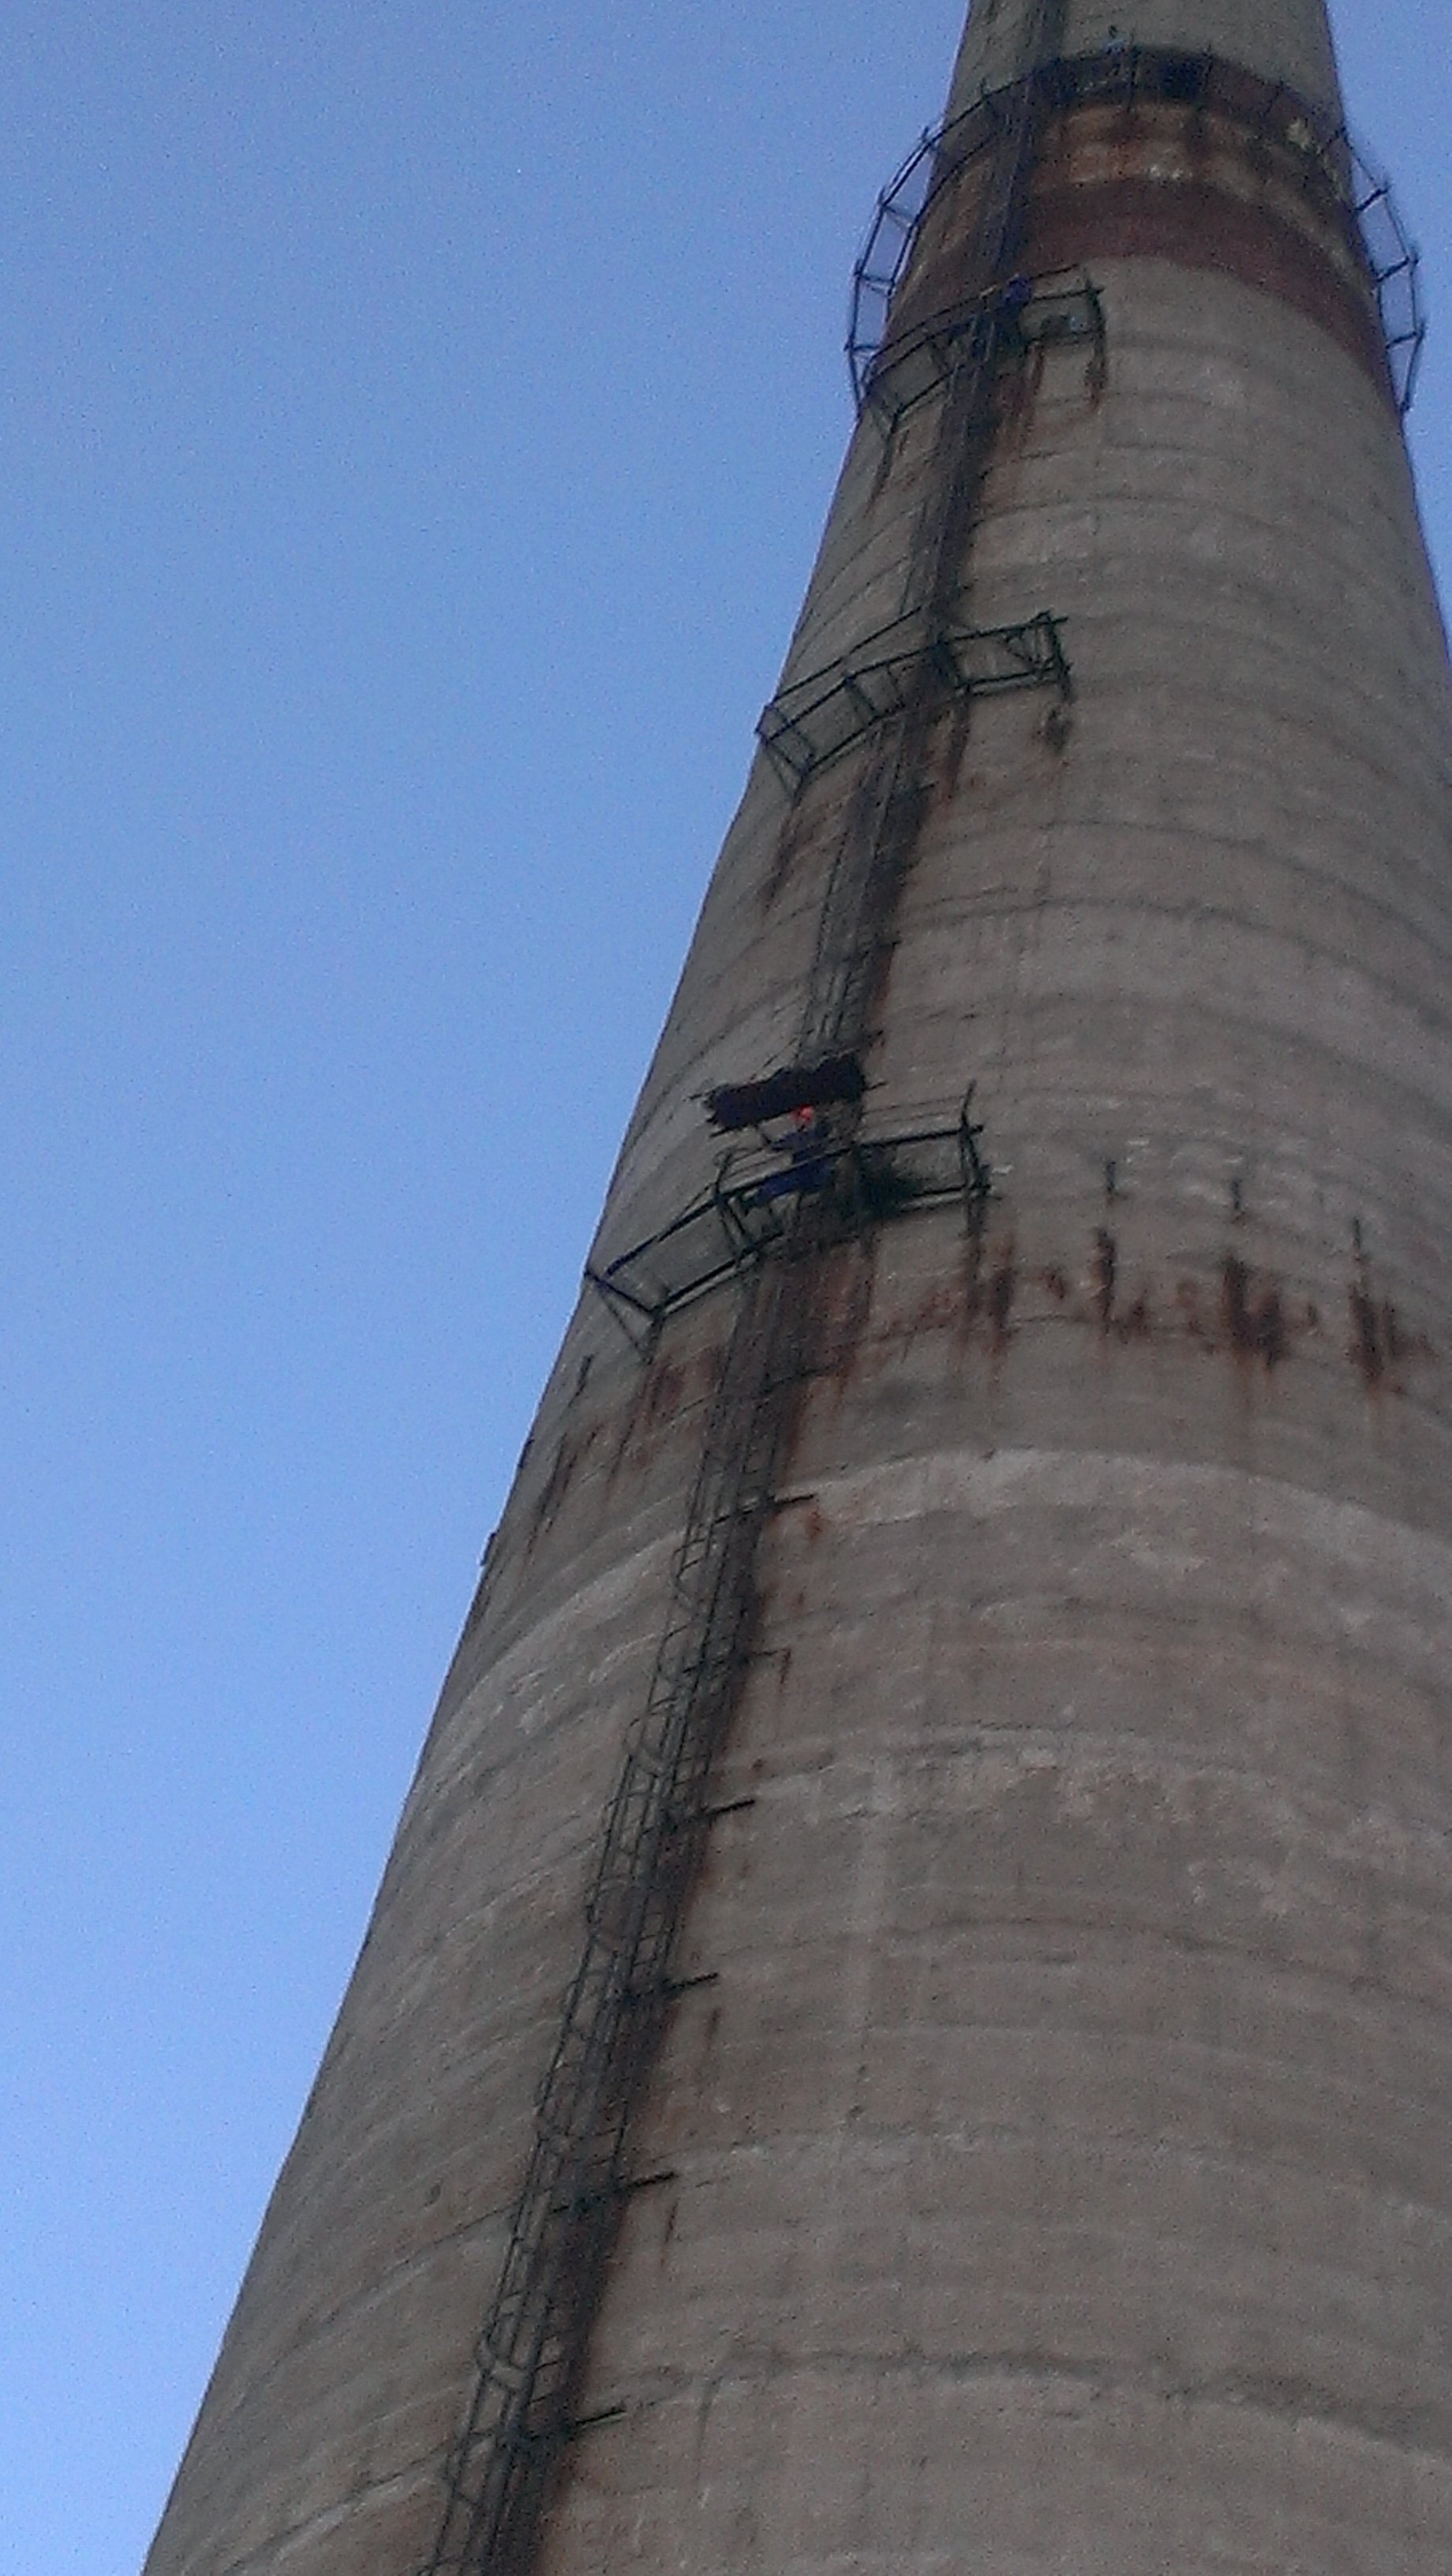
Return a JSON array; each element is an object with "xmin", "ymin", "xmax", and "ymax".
[
  {"xmin": 801, "ymin": 1445, "xmax": 1452, "ymax": 1571},
  {"xmin": 741, "ymin": 1722, "xmax": 1452, "ymax": 1809},
  {"xmin": 979, "ymin": 483, "xmax": 1422, "ymax": 631},
  {"xmin": 910, "ymin": 908, "xmax": 1452, "ymax": 1068},
  {"xmin": 737, "ymin": 1689, "xmax": 1452, "ymax": 1777},
  {"xmin": 903, "ymin": 859, "xmax": 1452, "ymax": 987},
  {"xmin": 749, "ymin": 1743, "xmax": 1452, "ymax": 1858},
  {"xmin": 614, "ymin": 2352, "xmax": 1452, "ymax": 2465},
  {"xmin": 178, "ymin": 2212, "xmax": 515, "ymax": 2451},
  {"xmin": 664, "ymin": 2035, "xmax": 1452, "ymax": 2139},
  {"xmin": 648, "ymin": 2114, "xmax": 1452, "ymax": 2202},
  {"xmin": 404, "ymin": 1537, "xmax": 677, "ymax": 1811},
  {"xmin": 657, "ymin": 2130, "xmax": 1452, "ymax": 2230},
  {"xmin": 979, "ymin": 537, "xmax": 1439, "ymax": 677},
  {"xmin": 197, "ymin": 2454, "xmax": 438, "ymax": 2576},
  {"xmin": 697, "ymin": 1915, "xmax": 1452, "ymax": 2028}
]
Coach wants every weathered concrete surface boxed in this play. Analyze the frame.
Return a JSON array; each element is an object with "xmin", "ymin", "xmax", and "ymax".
[
  {"xmin": 949, "ymin": 0, "xmax": 1342, "ymax": 114},
  {"xmin": 144, "ymin": 0, "xmax": 1452, "ymax": 2570}
]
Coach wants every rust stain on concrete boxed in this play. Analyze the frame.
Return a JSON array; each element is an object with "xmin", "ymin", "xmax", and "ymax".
[
  {"xmin": 1220, "ymin": 1255, "xmax": 1288, "ymax": 1369},
  {"xmin": 987, "ymin": 1238, "xmax": 1017, "ymax": 1353},
  {"xmin": 1091, "ymin": 1229, "xmax": 1118, "ymax": 1331}
]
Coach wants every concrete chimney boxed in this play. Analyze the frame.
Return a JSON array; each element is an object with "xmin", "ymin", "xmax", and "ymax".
[{"xmin": 146, "ymin": 2, "xmax": 1452, "ymax": 2570}]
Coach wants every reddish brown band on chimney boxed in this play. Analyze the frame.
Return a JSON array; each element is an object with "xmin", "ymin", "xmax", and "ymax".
[
  {"xmin": 1024, "ymin": 143, "xmax": 1391, "ymax": 405},
  {"xmin": 889, "ymin": 75, "xmax": 1394, "ymax": 413}
]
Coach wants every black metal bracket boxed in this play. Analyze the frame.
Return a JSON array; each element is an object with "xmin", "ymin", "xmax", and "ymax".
[{"xmin": 562, "ymin": 2406, "xmax": 627, "ymax": 2442}]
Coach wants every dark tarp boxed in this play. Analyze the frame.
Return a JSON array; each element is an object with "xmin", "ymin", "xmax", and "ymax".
[{"xmin": 706, "ymin": 1053, "xmax": 866, "ymax": 1133}]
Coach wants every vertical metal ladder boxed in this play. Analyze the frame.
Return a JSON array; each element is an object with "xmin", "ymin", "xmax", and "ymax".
[
  {"xmin": 422, "ymin": 1235, "xmax": 811, "ymax": 2574},
  {"xmin": 421, "ymin": 19, "xmax": 1062, "ymax": 2570}
]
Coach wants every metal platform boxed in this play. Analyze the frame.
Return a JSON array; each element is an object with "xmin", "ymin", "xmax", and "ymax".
[
  {"xmin": 587, "ymin": 1099, "xmax": 992, "ymax": 1351},
  {"xmin": 757, "ymin": 609, "xmax": 1070, "ymax": 794},
  {"xmin": 861, "ymin": 269, "xmax": 1106, "ymax": 432}
]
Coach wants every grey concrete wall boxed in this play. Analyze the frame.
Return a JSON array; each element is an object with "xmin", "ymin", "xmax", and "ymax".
[{"xmin": 145, "ymin": 2, "xmax": 1452, "ymax": 2570}]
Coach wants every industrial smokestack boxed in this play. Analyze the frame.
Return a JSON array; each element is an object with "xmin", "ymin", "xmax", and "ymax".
[{"xmin": 147, "ymin": 2, "xmax": 1452, "ymax": 2569}]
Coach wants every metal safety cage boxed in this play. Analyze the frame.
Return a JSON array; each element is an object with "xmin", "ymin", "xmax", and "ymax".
[
  {"xmin": 585, "ymin": 1178, "xmax": 788, "ymax": 1352},
  {"xmin": 758, "ymin": 609, "xmax": 1071, "ymax": 795},
  {"xmin": 863, "ymin": 269, "xmax": 1106, "ymax": 433},
  {"xmin": 586, "ymin": 1097, "xmax": 993, "ymax": 1350},
  {"xmin": 848, "ymin": 47, "xmax": 1427, "ymax": 418},
  {"xmin": 848, "ymin": 88, "xmax": 1015, "ymax": 410},
  {"xmin": 1351, "ymin": 156, "xmax": 1425, "ymax": 413}
]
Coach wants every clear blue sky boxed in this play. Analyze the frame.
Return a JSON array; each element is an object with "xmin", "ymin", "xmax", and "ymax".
[{"xmin": 2, "ymin": 7, "xmax": 1448, "ymax": 2570}]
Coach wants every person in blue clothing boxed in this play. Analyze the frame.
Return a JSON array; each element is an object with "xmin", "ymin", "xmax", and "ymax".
[{"xmin": 754, "ymin": 1105, "xmax": 833, "ymax": 1204}]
